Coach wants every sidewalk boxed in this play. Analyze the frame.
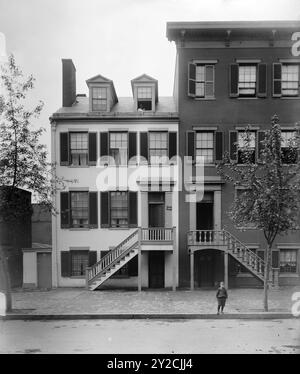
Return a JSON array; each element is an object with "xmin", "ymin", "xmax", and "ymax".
[{"xmin": 2, "ymin": 286, "xmax": 298, "ymax": 319}]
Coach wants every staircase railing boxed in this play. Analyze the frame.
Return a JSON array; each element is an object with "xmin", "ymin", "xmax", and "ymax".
[
  {"xmin": 141, "ymin": 227, "xmax": 173, "ymax": 241},
  {"xmin": 86, "ymin": 229, "xmax": 139, "ymax": 284}
]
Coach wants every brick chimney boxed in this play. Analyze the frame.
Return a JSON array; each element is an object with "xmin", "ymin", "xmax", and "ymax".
[{"xmin": 62, "ymin": 59, "xmax": 76, "ymax": 107}]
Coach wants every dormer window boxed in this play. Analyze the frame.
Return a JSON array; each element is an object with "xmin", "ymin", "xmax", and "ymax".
[
  {"xmin": 92, "ymin": 87, "xmax": 107, "ymax": 111},
  {"xmin": 137, "ymin": 87, "xmax": 152, "ymax": 111}
]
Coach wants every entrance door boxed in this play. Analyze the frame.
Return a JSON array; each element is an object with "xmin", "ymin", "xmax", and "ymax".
[
  {"xmin": 37, "ymin": 253, "xmax": 52, "ymax": 289},
  {"xmin": 148, "ymin": 251, "xmax": 165, "ymax": 288},
  {"xmin": 197, "ymin": 251, "xmax": 214, "ymax": 287},
  {"xmin": 148, "ymin": 192, "xmax": 165, "ymax": 228},
  {"xmin": 196, "ymin": 192, "xmax": 214, "ymax": 242}
]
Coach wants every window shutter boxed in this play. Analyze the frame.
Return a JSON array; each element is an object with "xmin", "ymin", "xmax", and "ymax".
[
  {"xmin": 89, "ymin": 192, "xmax": 98, "ymax": 228},
  {"xmin": 128, "ymin": 256, "xmax": 138, "ymax": 276},
  {"xmin": 100, "ymin": 192, "xmax": 109, "ymax": 228},
  {"xmin": 61, "ymin": 251, "xmax": 71, "ymax": 277},
  {"xmin": 88, "ymin": 132, "xmax": 97, "ymax": 165},
  {"xmin": 88, "ymin": 251, "xmax": 98, "ymax": 267},
  {"xmin": 140, "ymin": 132, "xmax": 148, "ymax": 162},
  {"xmin": 60, "ymin": 192, "xmax": 70, "ymax": 228},
  {"xmin": 60, "ymin": 132, "xmax": 69, "ymax": 165},
  {"xmin": 128, "ymin": 132, "xmax": 137, "ymax": 162},
  {"xmin": 273, "ymin": 63, "xmax": 282, "ymax": 97},
  {"xmin": 100, "ymin": 132, "xmax": 108, "ymax": 157},
  {"xmin": 257, "ymin": 131, "xmax": 266, "ymax": 163},
  {"xmin": 229, "ymin": 64, "xmax": 239, "ymax": 98},
  {"xmin": 129, "ymin": 191, "xmax": 138, "ymax": 227},
  {"xmin": 215, "ymin": 131, "xmax": 224, "ymax": 162},
  {"xmin": 188, "ymin": 62, "xmax": 196, "ymax": 97},
  {"xmin": 229, "ymin": 131, "xmax": 238, "ymax": 162},
  {"xmin": 186, "ymin": 131, "xmax": 195, "ymax": 162},
  {"xmin": 168, "ymin": 132, "xmax": 177, "ymax": 160},
  {"xmin": 272, "ymin": 251, "xmax": 279, "ymax": 268},
  {"xmin": 257, "ymin": 63, "xmax": 267, "ymax": 98}
]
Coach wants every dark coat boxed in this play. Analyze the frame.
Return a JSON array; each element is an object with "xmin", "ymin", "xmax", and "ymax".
[{"xmin": 216, "ymin": 287, "xmax": 228, "ymax": 299}]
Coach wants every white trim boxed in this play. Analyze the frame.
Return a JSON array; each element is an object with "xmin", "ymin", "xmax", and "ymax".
[
  {"xmin": 69, "ymin": 187, "xmax": 89, "ymax": 191},
  {"xmin": 193, "ymin": 126, "xmax": 218, "ymax": 131},
  {"xmin": 235, "ymin": 126, "xmax": 260, "ymax": 130},
  {"xmin": 236, "ymin": 59, "xmax": 261, "ymax": 63},
  {"xmin": 276, "ymin": 244, "xmax": 300, "ymax": 249},
  {"xmin": 69, "ymin": 247, "xmax": 90, "ymax": 251},
  {"xmin": 67, "ymin": 128, "xmax": 88, "ymax": 132},
  {"xmin": 193, "ymin": 59, "xmax": 218, "ymax": 64},
  {"xmin": 279, "ymin": 59, "xmax": 300, "ymax": 63}
]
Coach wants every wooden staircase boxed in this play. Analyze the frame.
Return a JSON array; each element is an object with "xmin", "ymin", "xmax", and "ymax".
[
  {"xmin": 187, "ymin": 230, "xmax": 278, "ymax": 286},
  {"xmin": 86, "ymin": 229, "xmax": 139, "ymax": 290}
]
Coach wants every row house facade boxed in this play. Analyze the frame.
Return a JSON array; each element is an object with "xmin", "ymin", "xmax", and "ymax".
[
  {"xmin": 49, "ymin": 60, "xmax": 179, "ymax": 290},
  {"xmin": 166, "ymin": 20, "xmax": 300, "ymax": 289}
]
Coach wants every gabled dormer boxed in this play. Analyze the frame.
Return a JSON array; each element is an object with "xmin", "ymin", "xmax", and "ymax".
[
  {"xmin": 131, "ymin": 74, "xmax": 158, "ymax": 112},
  {"xmin": 86, "ymin": 74, "xmax": 118, "ymax": 112}
]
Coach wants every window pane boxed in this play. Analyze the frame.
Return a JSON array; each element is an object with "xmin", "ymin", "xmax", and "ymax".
[
  {"xmin": 110, "ymin": 192, "xmax": 128, "ymax": 227},
  {"xmin": 280, "ymin": 249, "xmax": 297, "ymax": 273},
  {"xmin": 282, "ymin": 64, "xmax": 299, "ymax": 96},
  {"xmin": 71, "ymin": 251, "xmax": 89, "ymax": 276},
  {"xmin": 71, "ymin": 192, "xmax": 89, "ymax": 227},
  {"xmin": 70, "ymin": 133, "xmax": 88, "ymax": 166},
  {"xmin": 149, "ymin": 132, "xmax": 168, "ymax": 164},
  {"xmin": 137, "ymin": 87, "xmax": 152, "ymax": 99},
  {"xmin": 238, "ymin": 65, "xmax": 256, "ymax": 95},
  {"xmin": 92, "ymin": 87, "xmax": 107, "ymax": 110},
  {"xmin": 195, "ymin": 83, "xmax": 204, "ymax": 97},
  {"xmin": 205, "ymin": 65, "xmax": 214, "ymax": 81},
  {"xmin": 196, "ymin": 132, "xmax": 214, "ymax": 163},
  {"xmin": 109, "ymin": 132, "xmax": 128, "ymax": 165}
]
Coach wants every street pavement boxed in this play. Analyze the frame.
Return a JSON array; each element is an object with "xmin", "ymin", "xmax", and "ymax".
[
  {"xmin": 0, "ymin": 319, "xmax": 299, "ymax": 354},
  {"xmin": 6, "ymin": 286, "xmax": 299, "ymax": 316}
]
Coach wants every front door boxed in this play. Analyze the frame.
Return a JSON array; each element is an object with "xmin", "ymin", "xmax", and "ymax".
[
  {"xmin": 196, "ymin": 192, "xmax": 214, "ymax": 242},
  {"xmin": 148, "ymin": 192, "xmax": 165, "ymax": 228},
  {"xmin": 148, "ymin": 251, "xmax": 165, "ymax": 288},
  {"xmin": 37, "ymin": 253, "xmax": 52, "ymax": 289}
]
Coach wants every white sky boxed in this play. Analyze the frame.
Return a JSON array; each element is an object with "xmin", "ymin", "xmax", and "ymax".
[{"xmin": 0, "ymin": 0, "xmax": 300, "ymax": 151}]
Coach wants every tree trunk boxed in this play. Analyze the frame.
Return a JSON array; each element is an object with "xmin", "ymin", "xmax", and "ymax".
[
  {"xmin": 0, "ymin": 246, "xmax": 12, "ymax": 312},
  {"xmin": 263, "ymin": 244, "xmax": 272, "ymax": 312}
]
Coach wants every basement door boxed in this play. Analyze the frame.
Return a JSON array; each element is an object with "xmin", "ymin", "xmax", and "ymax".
[
  {"xmin": 148, "ymin": 251, "xmax": 165, "ymax": 288},
  {"xmin": 37, "ymin": 253, "xmax": 52, "ymax": 289}
]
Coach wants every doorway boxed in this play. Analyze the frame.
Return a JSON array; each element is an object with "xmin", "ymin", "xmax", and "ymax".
[
  {"xmin": 196, "ymin": 192, "xmax": 214, "ymax": 242},
  {"xmin": 148, "ymin": 192, "xmax": 165, "ymax": 228},
  {"xmin": 148, "ymin": 251, "xmax": 165, "ymax": 288},
  {"xmin": 37, "ymin": 253, "xmax": 52, "ymax": 289}
]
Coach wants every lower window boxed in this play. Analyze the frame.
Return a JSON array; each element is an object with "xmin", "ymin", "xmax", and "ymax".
[
  {"xmin": 280, "ymin": 249, "xmax": 297, "ymax": 273},
  {"xmin": 71, "ymin": 251, "xmax": 89, "ymax": 276}
]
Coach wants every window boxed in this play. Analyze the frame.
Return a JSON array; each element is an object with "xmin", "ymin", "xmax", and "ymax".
[
  {"xmin": 282, "ymin": 64, "xmax": 299, "ymax": 96},
  {"xmin": 281, "ymin": 130, "xmax": 298, "ymax": 164},
  {"xmin": 137, "ymin": 87, "xmax": 152, "ymax": 110},
  {"xmin": 71, "ymin": 251, "xmax": 89, "ymax": 276},
  {"xmin": 195, "ymin": 65, "xmax": 214, "ymax": 98},
  {"xmin": 110, "ymin": 191, "xmax": 128, "ymax": 227},
  {"xmin": 238, "ymin": 65, "xmax": 257, "ymax": 97},
  {"xmin": 69, "ymin": 132, "xmax": 88, "ymax": 166},
  {"xmin": 149, "ymin": 132, "xmax": 168, "ymax": 164},
  {"xmin": 70, "ymin": 192, "xmax": 89, "ymax": 228},
  {"xmin": 196, "ymin": 132, "xmax": 214, "ymax": 163},
  {"xmin": 92, "ymin": 87, "xmax": 107, "ymax": 111},
  {"xmin": 109, "ymin": 132, "xmax": 128, "ymax": 165},
  {"xmin": 237, "ymin": 131, "xmax": 256, "ymax": 164},
  {"xmin": 280, "ymin": 249, "xmax": 297, "ymax": 273}
]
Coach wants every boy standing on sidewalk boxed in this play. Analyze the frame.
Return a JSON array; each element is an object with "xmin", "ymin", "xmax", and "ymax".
[{"xmin": 216, "ymin": 281, "xmax": 228, "ymax": 315}]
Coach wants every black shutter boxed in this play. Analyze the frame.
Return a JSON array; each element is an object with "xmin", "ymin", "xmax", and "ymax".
[
  {"xmin": 257, "ymin": 63, "xmax": 267, "ymax": 98},
  {"xmin": 100, "ymin": 192, "xmax": 109, "ymax": 228},
  {"xmin": 128, "ymin": 256, "xmax": 138, "ymax": 276},
  {"xmin": 61, "ymin": 251, "xmax": 71, "ymax": 277},
  {"xmin": 129, "ymin": 132, "xmax": 137, "ymax": 162},
  {"xmin": 188, "ymin": 62, "xmax": 196, "ymax": 97},
  {"xmin": 129, "ymin": 191, "xmax": 138, "ymax": 227},
  {"xmin": 140, "ymin": 132, "xmax": 148, "ymax": 162},
  {"xmin": 215, "ymin": 131, "xmax": 224, "ymax": 162},
  {"xmin": 230, "ymin": 64, "xmax": 239, "ymax": 98},
  {"xmin": 273, "ymin": 63, "xmax": 282, "ymax": 97},
  {"xmin": 257, "ymin": 131, "xmax": 266, "ymax": 162},
  {"xmin": 100, "ymin": 132, "xmax": 108, "ymax": 157},
  {"xmin": 89, "ymin": 192, "xmax": 98, "ymax": 228},
  {"xmin": 60, "ymin": 192, "xmax": 70, "ymax": 228},
  {"xmin": 272, "ymin": 251, "xmax": 279, "ymax": 268},
  {"xmin": 88, "ymin": 251, "xmax": 98, "ymax": 267},
  {"xmin": 60, "ymin": 132, "xmax": 69, "ymax": 165},
  {"xmin": 88, "ymin": 132, "xmax": 97, "ymax": 165},
  {"xmin": 229, "ymin": 131, "xmax": 238, "ymax": 162},
  {"xmin": 168, "ymin": 132, "xmax": 177, "ymax": 160},
  {"xmin": 186, "ymin": 131, "xmax": 195, "ymax": 161}
]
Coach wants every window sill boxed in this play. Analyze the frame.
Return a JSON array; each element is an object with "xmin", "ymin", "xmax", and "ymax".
[
  {"xmin": 236, "ymin": 97, "xmax": 259, "ymax": 100},
  {"xmin": 68, "ymin": 165, "xmax": 90, "ymax": 168},
  {"xmin": 108, "ymin": 227, "xmax": 134, "ymax": 230},
  {"xmin": 69, "ymin": 228, "xmax": 91, "ymax": 231},
  {"xmin": 194, "ymin": 97, "xmax": 216, "ymax": 101},
  {"xmin": 279, "ymin": 273, "xmax": 299, "ymax": 277},
  {"xmin": 279, "ymin": 97, "xmax": 300, "ymax": 100}
]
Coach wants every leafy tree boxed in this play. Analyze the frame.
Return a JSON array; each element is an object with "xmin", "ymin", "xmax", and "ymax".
[
  {"xmin": 217, "ymin": 115, "xmax": 300, "ymax": 311},
  {"xmin": 0, "ymin": 55, "xmax": 70, "ymax": 312}
]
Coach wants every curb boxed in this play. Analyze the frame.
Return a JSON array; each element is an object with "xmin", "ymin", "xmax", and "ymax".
[{"xmin": 0, "ymin": 313, "xmax": 295, "ymax": 321}]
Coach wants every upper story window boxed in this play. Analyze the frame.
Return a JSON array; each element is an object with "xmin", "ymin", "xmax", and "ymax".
[
  {"xmin": 238, "ymin": 65, "xmax": 257, "ymax": 97},
  {"xmin": 281, "ymin": 130, "xmax": 297, "ymax": 164},
  {"xmin": 273, "ymin": 63, "xmax": 300, "ymax": 98},
  {"xmin": 70, "ymin": 191, "xmax": 89, "ymax": 228},
  {"xmin": 149, "ymin": 132, "xmax": 168, "ymax": 164},
  {"xmin": 196, "ymin": 132, "xmax": 214, "ymax": 163},
  {"xmin": 92, "ymin": 87, "xmax": 107, "ymax": 111},
  {"xmin": 110, "ymin": 191, "xmax": 128, "ymax": 227},
  {"xmin": 188, "ymin": 61, "xmax": 216, "ymax": 99},
  {"xmin": 70, "ymin": 132, "xmax": 88, "ymax": 166},
  {"xmin": 109, "ymin": 132, "xmax": 128, "ymax": 165},
  {"xmin": 137, "ymin": 87, "xmax": 152, "ymax": 110},
  {"xmin": 237, "ymin": 131, "xmax": 256, "ymax": 164}
]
